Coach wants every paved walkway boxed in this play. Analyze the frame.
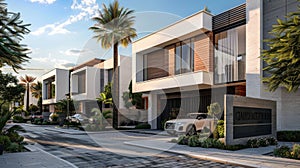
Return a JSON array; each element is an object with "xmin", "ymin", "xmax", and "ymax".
[{"xmin": 0, "ymin": 143, "xmax": 77, "ymax": 168}]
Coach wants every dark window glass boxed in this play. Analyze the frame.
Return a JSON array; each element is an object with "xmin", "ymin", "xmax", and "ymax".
[
  {"xmin": 175, "ymin": 39, "xmax": 194, "ymax": 75},
  {"xmin": 175, "ymin": 43, "xmax": 181, "ymax": 75},
  {"xmin": 77, "ymin": 71, "xmax": 86, "ymax": 94},
  {"xmin": 108, "ymin": 69, "xmax": 113, "ymax": 82}
]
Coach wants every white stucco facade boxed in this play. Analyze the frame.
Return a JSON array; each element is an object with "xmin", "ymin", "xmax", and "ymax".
[{"xmin": 42, "ymin": 68, "xmax": 69, "ymax": 112}]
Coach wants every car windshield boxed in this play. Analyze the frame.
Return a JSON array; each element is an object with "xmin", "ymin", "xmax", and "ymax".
[{"xmin": 186, "ymin": 113, "xmax": 207, "ymax": 119}]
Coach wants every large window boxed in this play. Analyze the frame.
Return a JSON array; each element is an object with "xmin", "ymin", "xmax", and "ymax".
[
  {"xmin": 45, "ymin": 77, "xmax": 55, "ymax": 99},
  {"xmin": 175, "ymin": 39, "xmax": 194, "ymax": 75},
  {"xmin": 77, "ymin": 71, "xmax": 86, "ymax": 94},
  {"xmin": 107, "ymin": 69, "xmax": 113, "ymax": 83},
  {"xmin": 214, "ymin": 25, "xmax": 246, "ymax": 84}
]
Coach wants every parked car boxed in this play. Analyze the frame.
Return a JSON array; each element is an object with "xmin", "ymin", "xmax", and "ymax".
[
  {"xmin": 66, "ymin": 114, "xmax": 88, "ymax": 123},
  {"xmin": 164, "ymin": 113, "xmax": 214, "ymax": 136}
]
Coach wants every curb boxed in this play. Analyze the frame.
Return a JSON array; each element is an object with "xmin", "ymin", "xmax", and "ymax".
[
  {"xmin": 124, "ymin": 142, "xmax": 260, "ymax": 168},
  {"xmin": 123, "ymin": 130, "xmax": 171, "ymax": 137}
]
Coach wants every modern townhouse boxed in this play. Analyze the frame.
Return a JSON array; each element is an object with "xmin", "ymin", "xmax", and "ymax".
[
  {"xmin": 42, "ymin": 68, "xmax": 70, "ymax": 113},
  {"xmin": 132, "ymin": 0, "xmax": 300, "ymax": 131},
  {"xmin": 71, "ymin": 56, "xmax": 132, "ymax": 117},
  {"xmin": 70, "ymin": 58, "xmax": 104, "ymax": 114}
]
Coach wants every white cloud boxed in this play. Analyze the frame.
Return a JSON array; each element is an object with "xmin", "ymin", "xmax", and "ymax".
[
  {"xmin": 60, "ymin": 48, "xmax": 84, "ymax": 56},
  {"xmin": 31, "ymin": 0, "xmax": 99, "ymax": 36},
  {"xmin": 32, "ymin": 55, "xmax": 74, "ymax": 69},
  {"xmin": 29, "ymin": 0, "xmax": 56, "ymax": 4}
]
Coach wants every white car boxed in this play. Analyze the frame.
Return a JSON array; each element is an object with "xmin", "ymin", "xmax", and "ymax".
[
  {"xmin": 164, "ymin": 113, "xmax": 214, "ymax": 135},
  {"xmin": 66, "ymin": 114, "xmax": 87, "ymax": 123}
]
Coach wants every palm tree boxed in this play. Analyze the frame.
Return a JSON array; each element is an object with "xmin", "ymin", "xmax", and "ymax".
[
  {"xmin": 19, "ymin": 75, "xmax": 36, "ymax": 112},
  {"xmin": 31, "ymin": 81, "xmax": 42, "ymax": 113},
  {"xmin": 89, "ymin": 0, "xmax": 137, "ymax": 129}
]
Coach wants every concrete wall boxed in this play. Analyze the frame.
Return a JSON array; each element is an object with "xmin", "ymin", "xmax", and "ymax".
[
  {"xmin": 42, "ymin": 69, "xmax": 69, "ymax": 105},
  {"xmin": 71, "ymin": 66, "xmax": 100, "ymax": 101},
  {"xmin": 246, "ymin": 0, "xmax": 300, "ymax": 131},
  {"xmin": 224, "ymin": 95, "xmax": 276, "ymax": 145}
]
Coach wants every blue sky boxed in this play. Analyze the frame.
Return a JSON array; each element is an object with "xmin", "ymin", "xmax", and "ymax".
[{"xmin": 4, "ymin": 0, "xmax": 245, "ymax": 78}]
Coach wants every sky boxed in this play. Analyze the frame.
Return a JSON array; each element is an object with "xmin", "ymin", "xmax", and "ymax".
[{"xmin": 3, "ymin": 0, "xmax": 245, "ymax": 78}]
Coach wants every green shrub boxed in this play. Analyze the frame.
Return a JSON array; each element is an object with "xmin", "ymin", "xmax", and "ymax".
[
  {"xmin": 277, "ymin": 131, "xmax": 300, "ymax": 142},
  {"xmin": 212, "ymin": 128, "xmax": 219, "ymax": 139},
  {"xmin": 177, "ymin": 135, "xmax": 189, "ymax": 145},
  {"xmin": 247, "ymin": 138, "xmax": 260, "ymax": 148},
  {"xmin": 84, "ymin": 124, "xmax": 105, "ymax": 131},
  {"xmin": 274, "ymin": 146, "xmax": 291, "ymax": 158},
  {"xmin": 135, "ymin": 123, "xmax": 151, "ymax": 129},
  {"xmin": 0, "ymin": 135, "xmax": 11, "ymax": 150},
  {"xmin": 217, "ymin": 120, "xmax": 224, "ymax": 138},
  {"xmin": 33, "ymin": 118, "xmax": 43, "ymax": 125},
  {"xmin": 42, "ymin": 120, "xmax": 50, "ymax": 125},
  {"xmin": 258, "ymin": 137, "xmax": 270, "ymax": 147},
  {"xmin": 188, "ymin": 135, "xmax": 200, "ymax": 147},
  {"xmin": 12, "ymin": 116, "xmax": 24, "ymax": 123},
  {"xmin": 170, "ymin": 139, "xmax": 177, "ymax": 143},
  {"xmin": 51, "ymin": 113, "xmax": 59, "ymax": 123},
  {"xmin": 6, "ymin": 132, "xmax": 24, "ymax": 144},
  {"xmin": 199, "ymin": 138, "xmax": 214, "ymax": 148},
  {"xmin": 224, "ymin": 144, "xmax": 247, "ymax": 151},
  {"xmin": 6, "ymin": 143, "xmax": 23, "ymax": 152},
  {"xmin": 292, "ymin": 144, "xmax": 300, "ymax": 159},
  {"xmin": 267, "ymin": 137, "xmax": 278, "ymax": 145}
]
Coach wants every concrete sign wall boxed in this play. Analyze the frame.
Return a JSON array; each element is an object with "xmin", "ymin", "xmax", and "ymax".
[{"xmin": 224, "ymin": 95, "xmax": 276, "ymax": 145}]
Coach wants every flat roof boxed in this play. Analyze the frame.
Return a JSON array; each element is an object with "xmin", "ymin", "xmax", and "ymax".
[
  {"xmin": 133, "ymin": 9, "xmax": 213, "ymax": 44},
  {"xmin": 71, "ymin": 58, "xmax": 105, "ymax": 71}
]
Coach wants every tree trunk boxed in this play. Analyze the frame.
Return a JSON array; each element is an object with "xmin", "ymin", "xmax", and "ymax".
[
  {"xmin": 26, "ymin": 83, "xmax": 29, "ymax": 112},
  {"xmin": 39, "ymin": 97, "xmax": 42, "ymax": 113},
  {"xmin": 112, "ymin": 43, "xmax": 119, "ymax": 129}
]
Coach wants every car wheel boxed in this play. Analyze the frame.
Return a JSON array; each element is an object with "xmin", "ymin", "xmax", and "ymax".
[{"xmin": 186, "ymin": 125, "xmax": 196, "ymax": 136}]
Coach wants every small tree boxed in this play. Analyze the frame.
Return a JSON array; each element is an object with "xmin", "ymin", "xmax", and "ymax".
[
  {"xmin": 207, "ymin": 102, "xmax": 221, "ymax": 119},
  {"xmin": 122, "ymin": 81, "xmax": 143, "ymax": 109},
  {"xmin": 31, "ymin": 81, "xmax": 42, "ymax": 113},
  {"xmin": 96, "ymin": 83, "xmax": 113, "ymax": 113},
  {"xmin": 262, "ymin": 2, "xmax": 300, "ymax": 92},
  {"xmin": 0, "ymin": 72, "xmax": 25, "ymax": 132}
]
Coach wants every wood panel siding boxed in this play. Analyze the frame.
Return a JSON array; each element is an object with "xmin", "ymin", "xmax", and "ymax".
[
  {"xmin": 194, "ymin": 33, "xmax": 213, "ymax": 72},
  {"xmin": 146, "ymin": 49, "xmax": 169, "ymax": 80},
  {"xmin": 167, "ymin": 46, "xmax": 175, "ymax": 76},
  {"xmin": 235, "ymin": 85, "xmax": 246, "ymax": 96}
]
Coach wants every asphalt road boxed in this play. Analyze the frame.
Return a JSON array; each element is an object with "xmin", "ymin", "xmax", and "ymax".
[{"xmin": 20, "ymin": 124, "xmax": 245, "ymax": 168}]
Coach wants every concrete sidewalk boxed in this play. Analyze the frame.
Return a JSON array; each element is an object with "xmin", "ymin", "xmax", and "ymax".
[
  {"xmin": 124, "ymin": 137, "xmax": 300, "ymax": 168},
  {"xmin": 0, "ymin": 143, "xmax": 77, "ymax": 168}
]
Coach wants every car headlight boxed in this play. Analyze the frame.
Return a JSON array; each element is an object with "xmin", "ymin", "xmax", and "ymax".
[{"xmin": 176, "ymin": 122, "xmax": 187, "ymax": 126}]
